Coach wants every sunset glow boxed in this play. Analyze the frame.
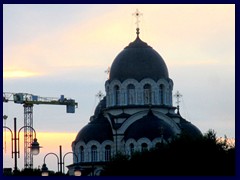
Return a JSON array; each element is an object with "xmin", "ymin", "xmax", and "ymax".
[
  {"xmin": 3, "ymin": 4, "xmax": 234, "ymax": 171},
  {"xmin": 3, "ymin": 70, "xmax": 40, "ymax": 78}
]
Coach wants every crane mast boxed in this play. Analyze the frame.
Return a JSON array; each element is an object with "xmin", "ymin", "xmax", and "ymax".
[{"xmin": 3, "ymin": 92, "xmax": 78, "ymax": 169}]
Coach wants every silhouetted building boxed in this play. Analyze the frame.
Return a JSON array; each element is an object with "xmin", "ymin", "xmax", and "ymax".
[{"xmin": 70, "ymin": 25, "xmax": 202, "ymax": 176}]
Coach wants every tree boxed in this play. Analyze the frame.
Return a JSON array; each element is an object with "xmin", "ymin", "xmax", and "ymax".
[{"xmin": 101, "ymin": 129, "xmax": 235, "ymax": 176}]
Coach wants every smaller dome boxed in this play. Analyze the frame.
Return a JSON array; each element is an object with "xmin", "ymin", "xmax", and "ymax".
[
  {"xmin": 179, "ymin": 118, "xmax": 202, "ymax": 139},
  {"xmin": 94, "ymin": 97, "xmax": 106, "ymax": 117},
  {"xmin": 74, "ymin": 113, "xmax": 113, "ymax": 144},
  {"xmin": 124, "ymin": 110, "xmax": 176, "ymax": 141}
]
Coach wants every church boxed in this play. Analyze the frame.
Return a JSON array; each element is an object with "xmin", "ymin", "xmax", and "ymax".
[{"xmin": 69, "ymin": 11, "xmax": 202, "ymax": 176}]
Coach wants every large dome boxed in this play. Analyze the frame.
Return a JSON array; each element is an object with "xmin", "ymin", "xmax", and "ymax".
[{"xmin": 109, "ymin": 36, "xmax": 169, "ymax": 82}]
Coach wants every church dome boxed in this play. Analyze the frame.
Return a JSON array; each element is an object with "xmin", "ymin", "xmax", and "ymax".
[
  {"xmin": 74, "ymin": 98, "xmax": 113, "ymax": 144},
  {"xmin": 94, "ymin": 97, "xmax": 106, "ymax": 117},
  {"xmin": 109, "ymin": 36, "xmax": 169, "ymax": 82},
  {"xmin": 124, "ymin": 110, "xmax": 176, "ymax": 141},
  {"xmin": 179, "ymin": 118, "xmax": 203, "ymax": 139},
  {"xmin": 74, "ymin": 113, "xmax": 113, "ymax": 144}
]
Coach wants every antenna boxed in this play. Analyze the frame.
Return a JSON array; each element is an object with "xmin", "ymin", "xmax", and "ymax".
[{"xmin": 174, "ymin": 91, "xmax": 182, "ymax": 114}]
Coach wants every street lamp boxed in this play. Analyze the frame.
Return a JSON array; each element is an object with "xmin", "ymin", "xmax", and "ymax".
[
  {"xmin": 41, "ymin": 145, "xmax": 81, "ymax": 176},
  {"xmin": 41, "ymin": 163, "xmax": 49, "ymax": 176},
  {"xmin": 3, "ymin": 117, "xmax": 41, "ymax": 173}
]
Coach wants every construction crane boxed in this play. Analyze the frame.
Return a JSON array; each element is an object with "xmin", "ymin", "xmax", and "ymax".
[{"xmin": 3, "ymin": 92, "xmax": 78, "ymax": 169}]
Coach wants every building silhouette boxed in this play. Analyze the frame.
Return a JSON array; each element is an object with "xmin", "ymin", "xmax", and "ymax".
[{"xmin": 69, "ymin": 25, "xmax": 202, "ymax": 176}]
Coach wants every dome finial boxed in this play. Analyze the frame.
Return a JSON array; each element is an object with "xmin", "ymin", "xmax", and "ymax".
[{"xmin": 132, "ymin": 9, "xmax": 143, "ymax": 37}]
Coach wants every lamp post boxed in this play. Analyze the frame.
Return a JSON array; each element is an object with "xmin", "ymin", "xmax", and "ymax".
[
  {"xmin": 41, "ymin": 145, "xmax": 81, "ymax": 176},
  {"xmin": 3, "ymin": 117, "xmax": 41, "ymax": 173}
]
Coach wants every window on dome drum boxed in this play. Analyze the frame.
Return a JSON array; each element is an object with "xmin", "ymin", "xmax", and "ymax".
[
  {"xmin": 144, "ymin": 84, "xmax": 152, "ymax": 105},
  {"xmin": 79, "ymin": 146, "xmax": 84, "ymax": 162},
  {"xmin": 159, "ymin": 84, "xmax": 164, "ymax": 105},
  {"xmin": 105, "ymin": 145, "xmax": 111, "ymax": 161},
  {"xmin": 130, "ymin": 143, "xmax": 134, "ymax": 155},
  {"xmin": 155, "ymin": 142, "xmax": 162, "ymax": 149},
  {"xmin": 114, "ymin": 85, "xmax": 120, "ymax": 106},
  {"xmin": 127, "ymin": 84, "xmax": 135, "ymax": 105},
  {"xmin": 141, "ymin": 143, "xmax": 148, "ymax": 152},
  {"xmin": 91, "ymin": 145, "xmax": 98, "ymax": 162}
]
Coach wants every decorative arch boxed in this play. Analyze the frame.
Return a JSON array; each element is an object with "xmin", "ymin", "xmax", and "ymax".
[
  {"xmin": 159, "ymin": 84, "xmax": 165, "ymax": 105},
  {"xmin": 143, "ymin": 84, "xmax": 151, "ymax": 105},
  {"xmin": 100, "ymin": 140, "xmax": 114, "ymax": 161},
  {"xmin": 86, "ymin": 141, "xmax": 101, "ymax": 162},
  {"xmin": 127, "ymin": 84, "xmax": 135, "ymax": 105},
  {"xmin": 73, "ymin": 141, "xmax": 87, "ymax": 164},
  {"xmin": 107, "ymin": 79, "xmax": 122, "ymax": 106},
  {"xmin": 104, "ymin": 145, "xmax": 111, "ymax": 161},
  {"xmin": 125, "ymin": 138, "xmax": 137, "ymax": 155},
  {"xmin": 91, "ymin": 145, "xmax": 98, "ymax": 162},
  {"xmin": 137, "ymin": 137, "xmax": 151, "ymax": 151},
  {"xmin": 152, "ymin": 137, "xmax": 167, "ymax": 148},
  {"xmin": 114, "ymin": 85, "xmax": 120, "ymax": 106},
  {"xmin": 118, "ymin": 110, "xmax": 148, "ymax": 134},
  {"xmin": 78, "ymin": 146, "xmax": 84, "ymax": 162},
  {"xmin": 122, "ymin": 79, "xmax": 139, "ymax": 89},
  {"xmin": 140, "ymin": 78, "xmax": 158, "ymax": 105}
]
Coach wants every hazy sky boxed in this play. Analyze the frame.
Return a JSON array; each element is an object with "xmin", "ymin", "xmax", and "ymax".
[{"xmin": 3, "ymin": 4, "xmax": 235, "ymax": 171}]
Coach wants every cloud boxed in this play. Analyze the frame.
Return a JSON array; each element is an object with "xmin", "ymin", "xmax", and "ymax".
[{"xmin": 3, "ymin": 4, "xmax": 234, "ymax": 79}]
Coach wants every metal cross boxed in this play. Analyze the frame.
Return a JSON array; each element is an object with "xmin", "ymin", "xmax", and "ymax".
[
  {"xmin": 174, "ymin": 91, "xmax": 182, "ymax": 107},
  {"xmin": 104, "ymin": 67, "xmax": 110, "ymax": 75},
  {"xmin": 132, "ymin": 9, "xmax": 143, "ymax": 29},
  {"xmin": 96, "ymin": 91, "xmax": 104, "ymax": 101},
  {"xmin": 104, "ymin": 67, "xmax": 110, "ymax": 80}
]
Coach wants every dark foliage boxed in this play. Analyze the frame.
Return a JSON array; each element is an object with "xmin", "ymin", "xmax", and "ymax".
[
  {"xmin": 101, "ymin": 130, "xmax": 235, "ymax": 176},
  {"xmin": 12, "ymin": 168, "xmax": 42, "ymax": 176},
  {"xmin": 5, "ymin": 168, "xmax": 68, "ymax": 176}
]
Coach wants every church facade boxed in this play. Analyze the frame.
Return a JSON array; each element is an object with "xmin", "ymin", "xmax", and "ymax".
[{"xmin": 70, "ymin": 27, "xmax": 202, "ymax": 176}]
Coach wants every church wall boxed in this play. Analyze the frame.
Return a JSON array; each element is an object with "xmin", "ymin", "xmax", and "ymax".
[{"xmin": 105, "ymin": 78, "xmax": 174, "ymax": 108}]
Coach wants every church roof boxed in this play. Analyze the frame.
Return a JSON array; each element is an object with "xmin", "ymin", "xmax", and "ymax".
[
  {"xmin": 179, "ymin": 118, "xmax": 203, "ymax": 138},
  {"xmin": 124, "ymin": 110, "xmax": 176, "ymax": 141},
  {"xmin": 109, "ymin": 36, "xmax": 169, "ymax": 82},
  {"xmin": 74, "ymin": 98, "xmax": 113, "ymax": 144},
  {"xmin": 74, "ymin": 113, "xmax": 113, "ymax": 144}
]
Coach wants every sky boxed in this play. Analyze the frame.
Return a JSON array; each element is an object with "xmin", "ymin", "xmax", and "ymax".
[{"xmin": 3, "ymin": 4, "xmax": 235, "ymax": 172}]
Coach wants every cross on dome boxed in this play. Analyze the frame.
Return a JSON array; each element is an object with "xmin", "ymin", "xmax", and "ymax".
[
  {"xmin": 174, "ymin": 91, "xmax": 182, "ymax": 114},
  {"xmin": 96, "ymin": 91, "xmax": 104, "ymax": 101},
  {"xmin": 132, "ymin": 9, "xmax": 143, "ymax": 36}
]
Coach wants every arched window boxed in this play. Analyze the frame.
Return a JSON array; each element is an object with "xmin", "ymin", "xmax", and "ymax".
[
  {"xmin": 127, "ymin": 84, "xmax": 135, "ymax": 105},
  {"xmin": 129, "ymin": 143, "xmax": 134, "ymax": 155},
  {"xmin": 79, "ymin": 146, "xmax": 84, "ymax": 162},
  {"xmin": 105, "ymin": 145, "xmax": 111, "ymax": 161},
  {"xmin": 114, "ymin": 85, "xmax": 120, "ymax": 105},
  {"xmin": 91, "ymin": 145, "xmax": 98, "ymax": 162},
  {"xmin": 155, "ymin": 142, "xmax": 162, "ymax": 149},
  {"xmin": 141, "ymin": 143, "xmax": 148, "ymax": 152},
  {"xmin": 159, "ymin": 84, "xmax": 164, "ymax": 105},
  {"xmin": 144, "ymin": 84, "xmax": 151, "ymax": 105}
]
